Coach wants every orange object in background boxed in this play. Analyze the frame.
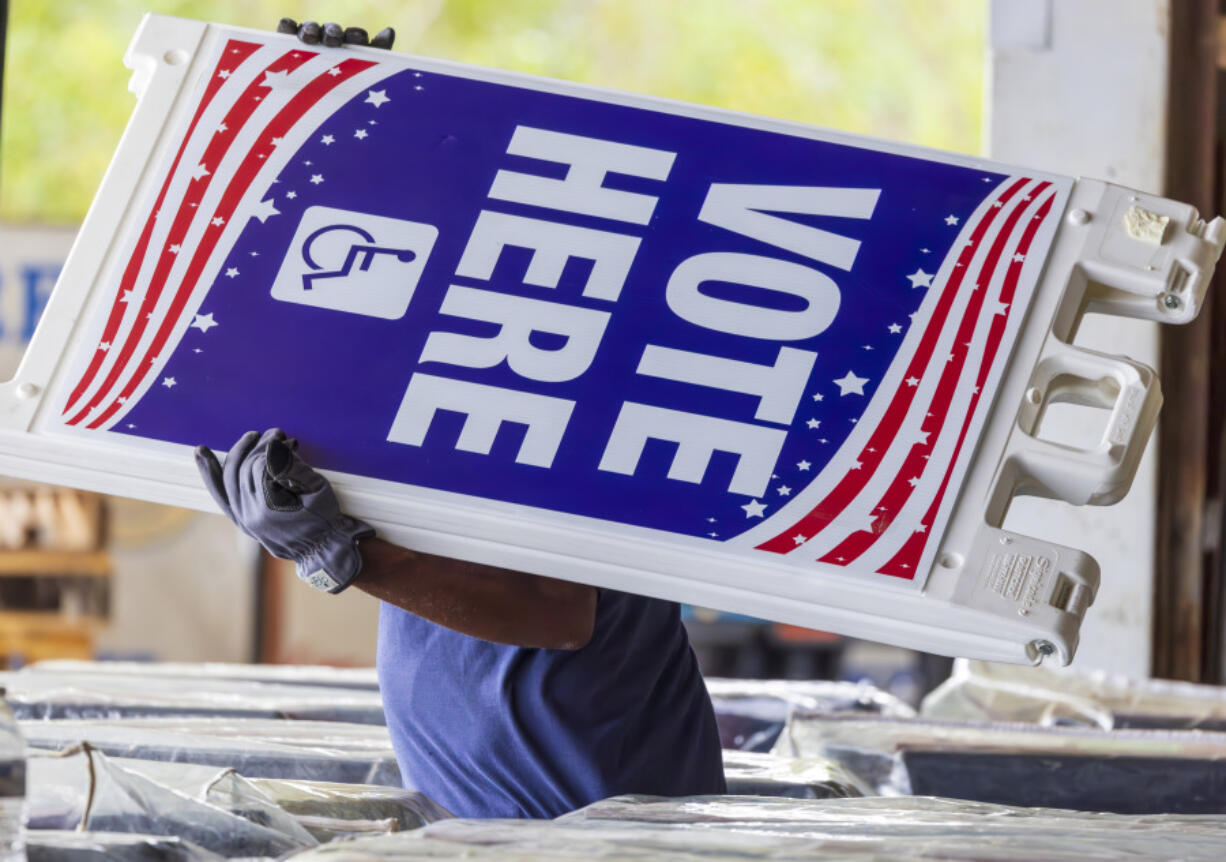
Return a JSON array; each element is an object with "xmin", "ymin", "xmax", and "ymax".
[{"xmin": 771, "ymin": 624, "xmax": 842, "ymax": 645}]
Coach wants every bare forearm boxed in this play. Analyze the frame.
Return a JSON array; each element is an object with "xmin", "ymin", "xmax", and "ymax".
[{"xmin": 353, "ymin": 537, "xmax": 596, "ymax": 650}]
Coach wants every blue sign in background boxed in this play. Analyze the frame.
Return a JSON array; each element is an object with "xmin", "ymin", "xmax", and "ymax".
[{"xmin": 120, "ymin": 65, "xmax": 1003, "ymax": 542}]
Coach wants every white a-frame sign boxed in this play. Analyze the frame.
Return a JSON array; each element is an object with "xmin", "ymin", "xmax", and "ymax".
[{"xmin": 2, "ymin": 15, "xmax": 1221, "ymax": 663}]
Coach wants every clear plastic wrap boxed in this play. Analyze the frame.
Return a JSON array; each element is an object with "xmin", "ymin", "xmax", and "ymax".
[
  {"xmin": 0, "ymin": 699, "xmax": 22, "ymax": 862},
  {"xmin": 245, "ymin": 778, "xmax": 451, "ymax": 840},
  {"xmin": 26, "ymin": 831, "xmax": 225, "ymax": 861},
  {"xmin": 19, "ymin": 718, "xmax": 401, "ymax": 786},
  {"xmin": 774, "ymin": 711, "xmax": 1226, "ymax": 813},
  {"xmin": 26, "ymin": 746, "xmax": 316, "ymax": 857},
  {"xmin": 26, "ymin": 745, "xmax": 450, "ymax": 852},
  {"xmin": 720, "ymin": 750, "xmax": 868, "ymax": 799},
  {"xmin": 2, "ymin": 669, "xmax": 386, "ymax": 724},
  {"xmin": 27, "ymin": 661, "xmax": 380, "ymax": 692},
  {"xmin": 923, "ymin": 658, "xmax": 1226, "ymax": 730},
  {"xmin": 282, "ymin": 795, "xmax": 1226, "ymax": 861},
  {"xmin": 705, "ymin": 678, "xmax": 915, "ymax": 752}
]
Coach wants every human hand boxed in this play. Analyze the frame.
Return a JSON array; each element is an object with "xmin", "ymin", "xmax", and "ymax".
[
  {"xmin": 276, "ymin": 17, "xmax": 395, "ymax": 50},
  {"xmin": 195, "ymin": 429, "xmax": 375, "ymax": 593}
]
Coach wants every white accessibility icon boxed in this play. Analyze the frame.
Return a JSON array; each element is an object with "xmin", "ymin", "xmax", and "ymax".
[{"xmin": 270, "ymin": 205, "xmax": 438, "ymax": 319}]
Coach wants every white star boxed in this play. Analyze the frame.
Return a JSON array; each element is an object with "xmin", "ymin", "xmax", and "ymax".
[
  {"xmin": 847, "ymin": 511, "xmax": 878, "ymax": 534},
  {"xmin": 321, "ymin": 135, "xmax": 335, "ymax": 145},
  {"xmin": 863, "ymin": 345, "xmax": 874, "ymax": 351},
  {"xmin": 191, "ymin": 163, "xmax": 210, "ymax": 181},
  {"xmin": 913, "ymin": 430, "xmax": 931, "ymax": 445},
  {"xmin": 983, "ymin": 177, "xmax": 993, "ymax": 182},
  {"xmin": 833, "ymin": 371, "xmax": 869, "ymax": 396},
  {"xmin": 270, "ymin": 137, "xmax": 283, "ymax": 148},
  {"xmin": 327, "ymin": 67, "xmax": 342, "ymax": 77},
  {"xmin": 907, "ymin": 476, "xmax": 920, "ymax": 487},
  {"xmin": 819, "ymin": 438, "xmax": 828, "ymax": 444},
  {"xmin": 797, "ymin": 460, "xmax": 811, "ymax": 471},
  {"xmin": 365, "ymin": 89, "xmax": 390, "ymax": 108},
  {"xmin": 286, "ymin": 191, "xmax": 297, "ymax": 199},
  {"xmin": 742, "ymin": 499, "xmax": 766, "ymax": 518},
  {"xmin": 793, "ymin": 534, "xmax": 807, "ymax": 546},
  {"xmin": 708, "ymin": 532, "xmax": 718, "ymax": 538},
  {"xmin": 806, "ymin": 419, "xmax": 820, "ymax": 429},
  {"xmin": 250, "ymin": 251, "xmax": 260, "ymax": 257},
  {"xmin": 117, "ymin": 396, "xmax": 126, "ymax": 403},
  {"xmin": 225, "ymin": 267, "xmax": 239, "ymax": 278},
  {"xmin": 1012, "ymin": 253, "xmax": 1026, "ymax": 263},
  {"xmin": 917, "ymin": 524, "xmax": 928, "ymax": 533},
  {"xmin": 777, "ymin": 485, "xmax": 792, "ymax": 496},
  {"xmin": 920, "ymin": 248, "xmax": 930, "ymax": 253},
  {"xmin": 193, "ymin": 348, "xmax": 202, "ymax": 354},
  {"xmin": 706, "ymin": 517, "xmax": 717, "ymax": 523},
  {"xmin": 812, "ymin": 393, "xmax": 824, "ymax": 402},
  {"xmin": 310, "ymin": 174, "xmax": 324, "ymax": 185},
  {"xmin": 261, "ymin": 70, "xmax": 293, "ymax": 89},
  {"xmin": 119, "ymin": 290, "xmax": 133, "ymax": 303},
  {"xmin": 251, "ymin": 198, "xmax": 280, "ymax": 223},
  {"xmin": 168, "ymin": 244, "xmax": 181, "ymax": 255},
  {"xmin": 190, "ymin": 313, "xmax": 218, "ymax": 333},
  {"xmin": 354, "ymin": 128, "xmax": 368, "ymax": 140},
  {"xmin": 905, "ymin": 376, "xmax": 920, "ymax": 387},
  {"xmin": 162, "ymin": 377, "xmax": 177, "ymax": 388},
  {"xmin": 990, "ymin": 300, "xmax": 1010, "ymax": 316},
  {"xmin": 211, "ymin": 216, "xmax": 225, "ymax": 227},
  {"xmin": 218, "ymin": 69, "xmax": 231, "ymax": 79},
  {"xmin": 945, "ymin": 214, "xmax": 959, "ymax": 225},
  {"xmin": 850, "ymin": 460, "xmax": 863, "ymax": 470},
  {"xmin": 97, "ymin": 342, "xmax": 110, "ymax": 352},
  {"xmin": 888, "ymin": 323, "xmax": 902, "ymax": 334},
  {"xmin": 906, "ymin": 268, "xmax": 934, "ymax": 289}
]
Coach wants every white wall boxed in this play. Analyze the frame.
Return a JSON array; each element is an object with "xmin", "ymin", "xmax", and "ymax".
[
  {"xmin": 98, "ymin": 503, "xmax": 256, "ymax": 662},
  {"xmin": 987, "ymin": 0, "xmax": 1169, "ymax": 675}
]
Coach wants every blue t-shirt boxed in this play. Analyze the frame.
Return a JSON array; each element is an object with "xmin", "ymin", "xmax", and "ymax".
[{"xmin": 376, "ymin": 589, "xmax": 726, "ymax": 818}]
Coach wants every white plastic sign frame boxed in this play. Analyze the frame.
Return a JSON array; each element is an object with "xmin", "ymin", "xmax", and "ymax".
[{"xmin": 0, "ymin": 15, "xmax": 1221, "ymax": 665}]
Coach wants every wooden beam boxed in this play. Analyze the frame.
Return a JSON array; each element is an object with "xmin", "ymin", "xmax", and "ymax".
[
  {"xmin": 0, "ymin": 549, "xmax": 110, "ymax": 577},
  {"xmin": 1154, "ymin": 0, "xmax": 1220, "ymax": 681}
]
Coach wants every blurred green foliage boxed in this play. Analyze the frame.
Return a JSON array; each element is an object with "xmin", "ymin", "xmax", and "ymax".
[{"xmin": 0, "ymin": 0, "xmax": 984, "ymax": 225}]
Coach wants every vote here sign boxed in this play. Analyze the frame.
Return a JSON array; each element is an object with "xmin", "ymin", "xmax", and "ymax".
[{"xmin": 49, "ymin": 31, "xmax": 1070, "ymax": 586}]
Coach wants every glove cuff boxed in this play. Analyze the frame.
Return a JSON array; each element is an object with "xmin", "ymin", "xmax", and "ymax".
[{"xmin": 296, "ymin": 516, "xmax": 376, "ymax": 594}]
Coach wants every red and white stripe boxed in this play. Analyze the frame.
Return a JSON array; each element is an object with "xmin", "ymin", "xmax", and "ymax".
[
  {"xmin": 734, "ymin": 177, "xmax": 1063, "ymax": 582},
  {"xmin": 59, "ymin": 37, "xmax": 397, "ymax": 431}
]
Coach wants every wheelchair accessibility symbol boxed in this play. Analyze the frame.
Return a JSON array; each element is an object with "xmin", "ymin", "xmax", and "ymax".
[{"xmin": 270, "ymin": 206, "xmax": 439, "ymax": 319}]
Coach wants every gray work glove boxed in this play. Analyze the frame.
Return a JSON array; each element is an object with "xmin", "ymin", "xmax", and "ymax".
[
  {"xmin": 194, "ymin": 429, "xmax": 375, "ymax": 594},
  {"xmin": 276, "ymin": 17, "xmax": 395, "ymax": 49}
]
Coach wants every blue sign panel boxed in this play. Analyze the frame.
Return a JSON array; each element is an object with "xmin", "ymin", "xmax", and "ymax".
[{"xmin": 54, "ymin": 36, "xmax": 1066, "ymax": 580}]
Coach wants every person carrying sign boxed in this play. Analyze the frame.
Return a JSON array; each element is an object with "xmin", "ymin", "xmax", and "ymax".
[{"xmin": 191, "ymin": 21, "xmax": 726, "ymax": 821}]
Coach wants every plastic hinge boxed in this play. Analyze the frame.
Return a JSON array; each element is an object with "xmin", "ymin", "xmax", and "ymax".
[{"xmin": 931, "ymin": 180, "xmax": 1224, "ymax": 665}]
